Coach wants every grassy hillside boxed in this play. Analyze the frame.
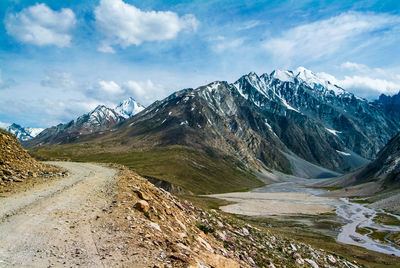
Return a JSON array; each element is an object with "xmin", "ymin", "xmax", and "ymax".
[{"xmin": 30, "ymin": 144, "xmax": 264, "ymax": 194}]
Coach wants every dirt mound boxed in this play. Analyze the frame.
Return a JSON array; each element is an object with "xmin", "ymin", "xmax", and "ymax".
[{"xmin": 0, "ymin": 129, "xmax": 60, "ymax": 187}]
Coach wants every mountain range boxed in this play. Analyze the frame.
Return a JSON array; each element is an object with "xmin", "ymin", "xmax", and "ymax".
[
  {"xmin": 0, "ymin": 123, "xmax": 44, "ymax": 141},
  {"xmin": 23, "ymin": 97, "xmax": 144, "ymax": 146},
  {"xmin": 25, "ymin": 67, "xmax": 400, "ymax": 180}
]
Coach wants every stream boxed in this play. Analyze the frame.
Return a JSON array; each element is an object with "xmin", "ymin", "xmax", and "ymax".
[
  {"xmin": 335, "ymin": 198, "xmax": 400, "ymax": 256},
  {"xmin": 253, "ymin": 181, "xmax": 400, "ymax": 256}
]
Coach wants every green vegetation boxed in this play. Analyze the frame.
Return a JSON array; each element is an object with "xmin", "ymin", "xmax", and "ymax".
[
  {"xmin": 179, "ymin": 195, "xmax": 235, "ymax": 210},
  {"xmin": 196, "ymin": 223, "xmax": 215, "ymax": 234},
  {"xmin": 356, "ymin": 226, "xmax": 373, "ymax": 235},
  {"xmin": 373, "ymin": 213, "xmax": 400, "ymax": 226},
  {"xmin": 349, "ymin": 198, "xmax": 373, "ymax": 204},
  {"xmin": 30, "ymin": 144, "xmax": 264, "ymax": 194},
  {"xmin": 369, "ymin": 230, "xmax": 388, "ymax": 243}
]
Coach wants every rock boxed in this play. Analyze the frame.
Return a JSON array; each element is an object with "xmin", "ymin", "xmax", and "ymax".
[
  {"xmin": 248, "ymin": 256, "xmax": 256, "ymax": 265},
  {"xmin": 293, "ymin": 253, "xmax": 301, "ymax": 259},
  {"xmin": 134, "ymin": 200, "xmax": 150, "ymax": 213},
  {"xmin": 242, "ymin": 227, "xmax": 250, "ymax": 236},
  {"xmin": 327, "ymin": 255, "xmax": 336, "ymax": 264},
  {"xmin": 305, "ymin": 258, "xmax": 319, "ymax": 268},
  {"xmin": 148, "ymin": 222, "xmax": 161, "ymax": 232},
  {"xmin": 133, "ymin": 189, "xmax": 151, "ymax": 201},
  {"xmin": 2, "ymin": 169, "xmax": 12, "ymax": 176}
]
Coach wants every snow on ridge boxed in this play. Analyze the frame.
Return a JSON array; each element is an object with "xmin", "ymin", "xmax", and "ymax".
[
  {"xmin": 270, "ymin": 69, "xmax": 295, "ymax": 83},
  {"xmin": 115, "ymin": 97, "xmax": 145, "ymax": 118},
  {"xmin": 336, "ymin": 150, "xmax": 351, "ymax": 156},
  {"xmin": 326, "ymin": 128, "xmax": 341, "ymax": 136}
]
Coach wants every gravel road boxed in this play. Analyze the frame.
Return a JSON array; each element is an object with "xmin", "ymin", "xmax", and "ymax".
[{"xmin": 0, "ymin": 162, "xmax": 116, "ymax": 267}]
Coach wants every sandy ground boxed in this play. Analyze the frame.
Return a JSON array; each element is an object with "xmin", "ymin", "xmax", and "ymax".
[
  {"xmin": 0, "ymin": 162, "xmax": 116, "ymax": 267},
  {"xmin": 208, "ymin": 192, "xmax": 336, "ymax": 216}
]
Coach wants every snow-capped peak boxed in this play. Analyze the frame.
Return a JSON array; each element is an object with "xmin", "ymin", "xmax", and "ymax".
[
  {"xmin": 0, "ymin": 123, "xmax": 44, "ymax": 141},
  {"xmin": 270, "ymin": 67, "xmax": 346, "ymax": 96},
  {"xmin": 293, "ymin": 66, "xmax": 346, "ymax": 95},
  {"xmin": 270, "ymin": 69, "xmax": 295, "ymax": 83},
  {"xmin": 115, "ymin": 97, "xmax": 145, "ymax": 119}
]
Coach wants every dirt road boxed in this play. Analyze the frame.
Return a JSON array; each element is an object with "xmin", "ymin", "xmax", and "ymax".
[{"xmin": 0, "ymin": 162, "xmax": 116, "ymax": 267}]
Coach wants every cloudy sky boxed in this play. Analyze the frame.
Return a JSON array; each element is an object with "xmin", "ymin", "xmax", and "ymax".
[{"xmin": 1, "ymin": 0, "xmax": 400, "ymax": 128}]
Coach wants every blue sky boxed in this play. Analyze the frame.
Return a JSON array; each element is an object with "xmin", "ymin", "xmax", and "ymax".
[{"xmin": 0, "ymin": 0, "xmax": 400, "ymax": 128}]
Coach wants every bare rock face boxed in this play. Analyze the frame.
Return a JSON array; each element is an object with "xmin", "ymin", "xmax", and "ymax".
[
  {"xmin": 0, "ymin": 129, "xmax": 59, "ymax": 187},
  {"xmin": 356, "ymin": 132, "xmax": 400, "ymax": 187}
]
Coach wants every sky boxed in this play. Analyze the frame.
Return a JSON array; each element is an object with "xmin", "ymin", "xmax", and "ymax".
[{"xmin": 0, "ymin": 0, "xmax": 400, "ymax": 128}]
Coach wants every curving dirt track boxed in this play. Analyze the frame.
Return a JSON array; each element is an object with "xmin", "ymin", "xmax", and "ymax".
[{"xmin": 0, "ymin": 162, "xmax": 116, "ymax": 267}]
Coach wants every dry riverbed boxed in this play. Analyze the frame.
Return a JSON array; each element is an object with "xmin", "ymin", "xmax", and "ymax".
[
  {"xmin": 209, "ymin": 181, "xmax": 400, "ymax": 258},
  {"xmin": 208, "ymin": 192, "xmax": 336, "ymax": 216}
]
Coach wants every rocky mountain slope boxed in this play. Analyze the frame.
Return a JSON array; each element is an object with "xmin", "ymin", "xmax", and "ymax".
[
  {"xmin": 355, "ymin": 132, "xmax": 400, "ymax": 188},
  {"xmin": 25, "ymin": 68, "xmax": 399, "ymax": 177},
  {"xmin": 0, "ymin": 123, "xmax": 43, "ymax": 141},
  {"xmin": 318, "ymin": 131, "xmax": 400, "ymax": 213},
  {"xmin": 374, "ymin": 90, "xmax": 400, "ymax": 122},
  {"xmin": 24, "ymin": 97, "xmax": 144, "ymax": 147},
  {"xmin": 104, "ymin": 165, "xmax": 360, "ymax": 267},
  {"xmin": 0, "ymin": 129, "xmax": 58, "ymax": 187}
]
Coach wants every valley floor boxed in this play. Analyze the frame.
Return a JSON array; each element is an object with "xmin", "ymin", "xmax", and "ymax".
[{"xmin": 209, "ymin": 180, "xmax": 400, "ymax": 262}]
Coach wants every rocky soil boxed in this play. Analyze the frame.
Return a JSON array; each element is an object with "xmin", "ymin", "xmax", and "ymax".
[{"xmin": 0, "ymin": 129, "xmax": 61, "ymax": 189}]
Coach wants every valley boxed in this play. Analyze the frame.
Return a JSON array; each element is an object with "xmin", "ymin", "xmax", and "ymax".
[
  {"xmin": 2, "ymin": 0, "xmax": 400, "ymax": 266},
  {"xmin": 15, "ymin": 67, "xmax": 399, "ymax": 267},
  {"xmin": 210, "ymin": 179, "xmax": 400, "ymax": 257}
]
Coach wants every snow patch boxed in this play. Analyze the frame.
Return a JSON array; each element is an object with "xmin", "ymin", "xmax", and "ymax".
[
  {"xmin": 326, "ymin": 128, "xmax": 341, "ymax": 136},
  {"xmin": 336, "ymin": 150, "xmax": 351, "ymax": 156}
]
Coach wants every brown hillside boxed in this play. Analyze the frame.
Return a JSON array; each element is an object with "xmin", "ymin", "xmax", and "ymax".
[{"xmin": 0, "ymin": 129, "xmax": 60, "ymax": 187}]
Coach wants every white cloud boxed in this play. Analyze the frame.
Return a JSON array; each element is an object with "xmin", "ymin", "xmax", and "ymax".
[
  {"xmin": 97, "ymin": 80, "xmax": 124, "ymax": 95},
  {"xmin": 339, "ymin": 76, "xmax": 400, "ymax": 96},
  {"xmin": 5, "ymin": 3, "xmax": 76, "ymax": 47},
  {"xmin": 84, "ymin": 79, "xmax": 165, "ymax": 105},
  {"xmin": 123, "ymin": 80, "xmax": 166, "ymax": 105},
  {"xmin": 41, "ymin": 71, "xmax": 76, "ymax": 88},
  {"xmin": 317, "ymin": 63, "xmax": 400, "ymax": 97},
  {"xmin": 340, "ymin": 62, "xmax": 369, "ymax": 72},
  {"xmin": 0, "ymin": 121, "xmax": 10, "ymax": 129},
  {"xmin": 264, "ymin": 12, "xmax": 400, "ymax": 63},
  {"xmin": 94, "ymin": 0, "xmax": 199, "ymax": 52},
  {"xmin": 212, "ymin": 37, "xmax": 245, "ymax": 52},
  {"xmin": 237, "ymin": 20, "xmax": 261, "ymax": 30}
]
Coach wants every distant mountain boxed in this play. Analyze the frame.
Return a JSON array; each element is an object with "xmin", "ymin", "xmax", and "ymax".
[
  {"xmin": 115, "ymin": 97, "xmax": 145, "ymax": 119},
  {"xmin": 355, "ymin": 132, "xmax": 400, "ymax": 187},
  {"xmin": 0, "ymin": 123, "xmax": 44, "ymax": 141},
  {"xmin": 374, "ymin": 91, "xmax": 400, "ymax": 121},
  {"xmin": 24, "ymin": 97, "xmax": 145, "ymax": 147},
  {"xmin": 25, "ymin": 68, "xmax": 400, "ymax": 177},
  {"xmin": 318, "ymin": 132, "xmax": 400, "ymax": 212}
]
